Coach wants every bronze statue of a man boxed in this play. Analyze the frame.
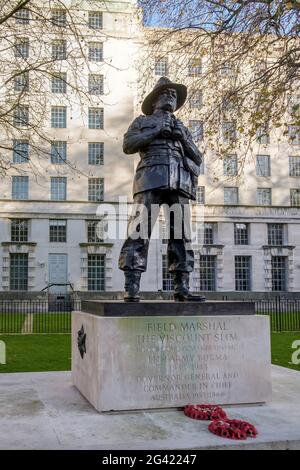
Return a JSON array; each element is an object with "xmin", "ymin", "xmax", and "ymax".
[{"xmin": 119, "ymin": 76, "xmax": 205, "ymax": 303}]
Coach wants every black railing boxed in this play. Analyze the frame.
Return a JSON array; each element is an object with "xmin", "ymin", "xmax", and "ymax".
[
  {"xmin": 0, "ymin": 299, "xmax": 81, "ymax": 334},
  {"xmin": 256, "ymin": 298, "xmax": 300, "ymax": 332},
  {"xmin": 0, "ymin": 298, "xmax": 299, "ymax": 334}
]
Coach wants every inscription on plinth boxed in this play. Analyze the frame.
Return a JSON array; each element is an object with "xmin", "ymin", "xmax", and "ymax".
[{"xmin": 72, "ymin": 313, "xmax": 271, "ymax": 412}]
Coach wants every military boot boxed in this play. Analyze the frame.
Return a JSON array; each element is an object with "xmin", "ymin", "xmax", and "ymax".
[
  {"xmin": 173, "ymin": 272, "xmax": 206, "ymax": 302},
  {"xmin": 124, "ymin": 270, "xmax": 142, "ymax": 302}
]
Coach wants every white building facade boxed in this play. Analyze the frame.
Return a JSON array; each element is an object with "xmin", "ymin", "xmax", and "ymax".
[{"xmin": 0, "ymin": 0, "xmax": 300, "ymax": 298}]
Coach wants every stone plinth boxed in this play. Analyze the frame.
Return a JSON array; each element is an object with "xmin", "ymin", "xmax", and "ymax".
[
  {"xmin": 81, "ymin": 300, "xmax": 255, "ymax": 316},
  {"xmin": 72, "ymin": 303, "xmax": 271, "ymax": 412}
]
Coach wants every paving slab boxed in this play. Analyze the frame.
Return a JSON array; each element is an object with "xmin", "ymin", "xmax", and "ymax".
[{"xmin": 0, "ymin": 365, "xmax": 300, "ymax": 450}]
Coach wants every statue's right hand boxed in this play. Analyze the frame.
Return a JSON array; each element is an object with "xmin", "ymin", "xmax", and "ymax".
[{"xmin": 153, "ymin": 114, "xmax": 172, "ymax": 137}]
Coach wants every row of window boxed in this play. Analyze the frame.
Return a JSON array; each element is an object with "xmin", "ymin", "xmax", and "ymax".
[
  {"xmin": 162, "ymin": 254, "xmax": 288, "ymax": 292},
  {"xmin": 14, "ymin": 72, "xmax": 104, "ymax": 96},
  {"xmin": 196, "ymin": 154, "xmax": 300, "ymax": 178},
  {"xmin": 14, "ymin": 38, "xmax": 104, "ymax": 62},
  {"xmin": 13, "ymin": 140, "xmax": 104, "ymax": 165},
  {"xmin": 10, "ymin": 219, "xmax": 103, "ymax": 243},
  {"xmin": 9, "ymin": 218, "xmax": 290, "ymax": 247},
  {"xmin": 15, "ymin": 8, "xmax": 103, "ymax": 29},
  {"xmin": 12, "ymin": 106, "xmax": 300, "ymax": 147},
  {"xmin": 168, "ymin": 87, "xmax": 299, "ymax": 119},
  {"xmin": 222, "ymin": 154, "xmax": 300, "ymax": 178},
  {"xmin": 12, "ymin": 106, "xmax": 104, "ymax": 129},
  {"xmin": 8, "ymin": 251, "xmax": 288, "ymax": 292},
  {"xmin": 196, "ymin": 186, "xmax": 300, "ymax": 206},
  {"xmin": 188, "ymin": 120, "xmax": 300, "ymax": 145},
  {"xmin": 8, "ymin": 176, "xmax": 300, "ymax": 205},
  {"xmin": 155, "ymin": 57, "xmax": 202, "ymax": 77},
  {"xmin": 162, "ymin": 222, "xmax": 288, "ymax": 246},
  {"xmin": 11, "ymin": 177, "xmax": 104, "ymax": 201},
  {"xmin": 155, "ymin": 57, "xmax": 229, "ymax": 78},
  {"xmin": 154, "ymin": 57, "xmax": 299, "ymax": 104},
  {"xmin": 11, "ymin": 140, "xmax": 300, "ymax": 179},
  {"xmin": 9, "ymin": 253, "xmax": 105, "ymax": 291}
]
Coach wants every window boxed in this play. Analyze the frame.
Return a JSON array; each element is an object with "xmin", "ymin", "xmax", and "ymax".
[
  {"xmin": 49, "ymin": 220, "xmax": 67, "ymax": 242},
  {"xmin": 196, "ymin": 222, "xmax": 214, "ymax": 245},
  {"xmin": 290, "ymin": 189, "xmax": 300, "ymax": 206},
  {"xmin": 204, "ymin": 223, "xmax": 215, "ymax": 245},
  {"xmin": 196, "ymin": 186, "xmax": 205, "ymax": 204},
  {"xmin": 87, "ymin": 220, "xmax": 104, "ymax": 242},
  {"xmin": 88, "ymin": 42, "xmax": 103, "ymax": 62},
  {"xmin": 256, "ymin": 124, "xmax": 270, "ymax": 144},
  {"xmin": 256, "ymin": 155, "xmax": 271, "ymax": 177},
  {"xmin": 223, "ymin": 155, "xmax": 238, "ymax": 176},
  {"xmin": 199, "ymin": 156, "xmax": 204, "ymax": 175},
  {"xmin": 88, "ymin": 142, "xmax": 104, "ymax": 165},
  {"xmin": 88, "ymin": 74, "xmax": 103, "ymax": 95},
  {"xmin": 199, "ymin": 255, "xmax": 216, "ymax": 291},
  {"xmin": 10, "ymin": 254, "xmax": 28, "ymax": 290},
  {"xmin": 224, "ymin": 187, "xmax": 238, "ymax": 205},
  {"xmin": 88, "ymin": 11, "xmax": 103, "ymax": 29},
  {"xmin": 221, "ymin": 98, "xmax": 235, "ymax": 114},
  {"xmin": 13, "ymin": 140, "xmax": 29, "ymax": 163},
  {"xmin": 51, "ymin": 141, "xmax": 67, "ymax": 164},
  {"xmin": 222, "ymin": 121, "xmax": 236, "ymax": 143},
  {"xmin": 254, "ymin": 61, "xmax": 267, "ymax": 80},
  {"xmin": 162, "ymin": 254, "xmax": 173, "ymax": 291},
  {"xmin": 51, "ymin": 106, "xmax": 66, "ymax": 128},
  {"xmin": 88, "ymin": 108, "xmax": 103, "ymax": 129},
  {"xmin": 271, "ymin": 256, "xmax": 287, "ymax": 291},
  {"xmin": 88, "ymin": 178, "xmax": 104, "ymax": 201},
  {"xmin": 289, "ymin": 156, "xmax": 300, "ymax": 176},
  {"xmin": 51, "ymin": 177, "xmax": 66, "ymax": 201},
  {"xmin": 155, "ymin": 57, "xmax": 168, "ymax": 76},
  {"xmin": 235, "ymin": 256, "xmax": 251, "ymax": 291},
  {"xmin": 52, "ymin": 40, "xmax": 66, "ymax": 60},
  {"xmin": 51, "ymin": 9, "xmax": 66, "ymax": 27},
  {"xmin": 288, "ymin": 94, "xmax": 300, "ymax": 116},
  {"xmin": 189, "ymin": 91, "xmax": 203, "ymax": 109},
  {"xmin": 11, "ymin": 219, "xmax": 28, "ymax": 242},
  {"xmin": 12, "ymin": 176, "xmax": 28, "ymax": 200},
  {"xmin": 88, "ymin": 254, "xmax": 105, "ymax": 291},
  {"xmin": 257, "ymin": 188, "xmax": 272, "ymax": 205},
  {"xmin": 188, "ymin": 58, "xmax": 202, "ymax": 76},
  {"xmin": 15, "ymin": 8, "xmax": 30, "ymax": 24},
  {"xmin": 14, "ymin": 71, "xmax": 29, "ymax": 91},
  {"xmin": 234, "ymin": 223, "xmax": 249, "ymax": 245},
  {"xmin": 14, "ymin": 38, "xmax": 29, "ymax": 58},
  {"xmin": 220, "ymin": 62, "xmax": 233, "ymax": 77},
  {"xmin": 188, "ymin": 120, "xmax": 203, "ymax": 142},
  {"xmin": 51, "ymin": 73, "xmax": 67, "ymax": 93},
  {"xmin": 160, "ymin": 221, "xmax": 168, "ymax": 244},
  {"xmin": 288, "ymin": 125, "xmax": 300, "ymax": 145},
  {"xmin": 268, "ymin": 224, "xmax": 284, "ymax": 246},
  {"xmin": 13, "ymin": 105, "xmax": 29, "ymax": 127},
  {"xmin": 222, "ymin": 97, "xmax": 235, "ymax": 112}
]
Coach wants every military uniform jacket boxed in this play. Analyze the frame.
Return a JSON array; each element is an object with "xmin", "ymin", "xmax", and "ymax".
[{"xmin": 123, "ymin": 112, "xmax": 202, "ymax": 200}]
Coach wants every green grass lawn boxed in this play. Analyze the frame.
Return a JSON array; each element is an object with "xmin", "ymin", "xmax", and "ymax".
[
  {"xmin": 271, "ymin": 332, "xmax": 300, "ymax": 372},
  {"xmin": 0, "ymin": 332, "xmax": 299, "ymax": 374},
  {"xmin": 0, "ymin": 334, "xmax": 71, "ymax": 373}
]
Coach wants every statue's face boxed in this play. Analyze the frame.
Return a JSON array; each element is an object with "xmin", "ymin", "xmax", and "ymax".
[{"xmin": 153, "ymin": 87, "xmax": 177, "ymax": 112}]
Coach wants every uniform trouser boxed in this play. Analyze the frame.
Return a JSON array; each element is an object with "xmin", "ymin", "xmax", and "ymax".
[{"xmin": 118, "ymin": 189, "xmax": 194, "ymax": 273}]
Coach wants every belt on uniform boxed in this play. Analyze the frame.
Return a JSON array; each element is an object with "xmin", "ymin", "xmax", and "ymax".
[{"xmin": 142, "ymin": 149, "xmax": 183, "ymax": 158}]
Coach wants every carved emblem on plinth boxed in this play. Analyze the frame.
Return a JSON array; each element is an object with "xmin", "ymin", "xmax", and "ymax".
[{"xmin": 77, "ymin": 324, "xmax": 86, "ymax": 359}]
